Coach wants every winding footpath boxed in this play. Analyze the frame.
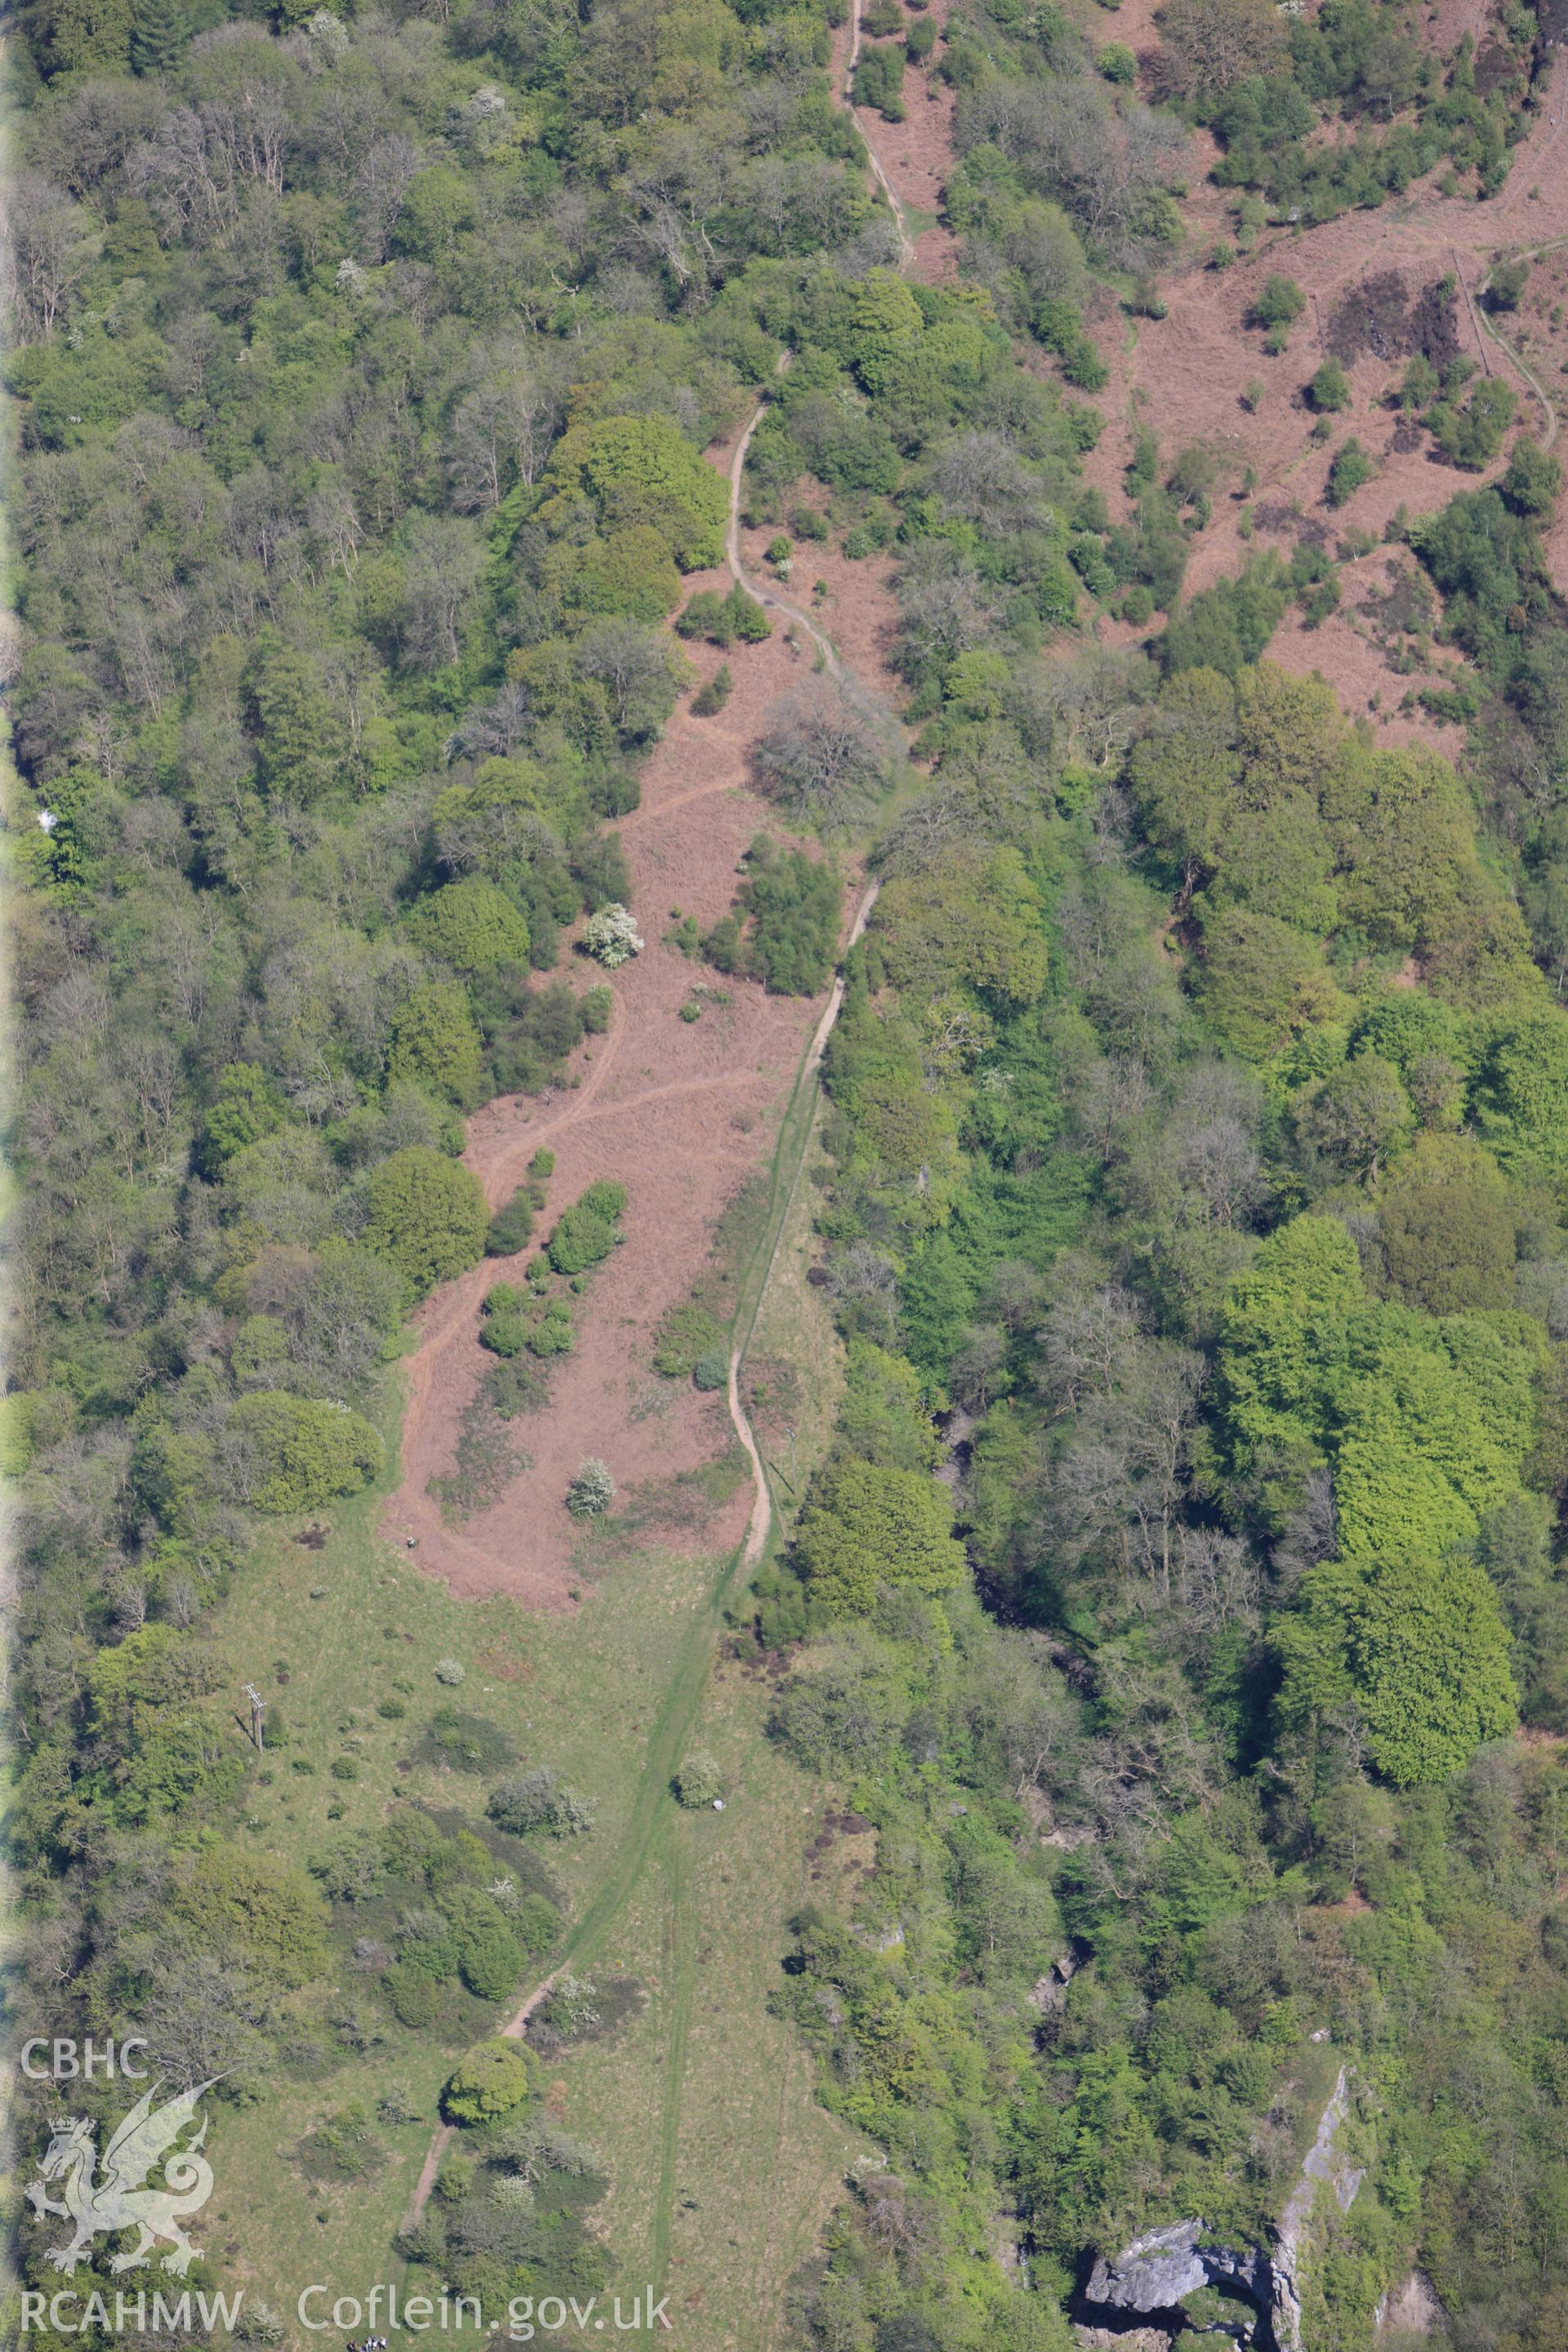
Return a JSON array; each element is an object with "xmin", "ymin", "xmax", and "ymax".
[
  {"xmin": 728, "ymin": 872, "xmax": 880, "ymax": 1567},
  {"xmin": 726, "ymin": 359, "xmax": 851, "ymax": 684},
  {"xmin": 845, "ymin": 0, "xmax": 916, "ymax": 270},
  {"xmin": 400, "ymin": 34, "xmax": 921, "ymax": 2285}
]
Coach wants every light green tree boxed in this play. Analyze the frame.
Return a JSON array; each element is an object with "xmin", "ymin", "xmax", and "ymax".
[
  {"xmin": 443, "ymin": 2039, "xmax": 538, "ymax": 2125},
  {"xmin": 365, "ymin": 1147, "xmax": 488, "ymax": 1293},
  {"xmin": 410, "ymin": 880, "xmax": 530, "ymax": 974},
  {"xmin": 795, "ymin": 1459, "xmax": 967, "ymax": 1614},
  {"xmin": 224, "ymin": 1392, "xmax": 382, "ymax": 1512},
  {"xmin": 388, "ymin": 982, "xmax": 484, "ymax": 1107},
  {"xmin": 1276, "ymin": 1552, "xmax": 1517, "ymax": 1784}
]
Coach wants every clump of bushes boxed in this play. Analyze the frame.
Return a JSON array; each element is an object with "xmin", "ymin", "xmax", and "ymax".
[
  {"xmin": 1251, "ymin": 274, "xmax": 1306, "ymax": 351},
  {"xmin": 1035, "ymin": 296, "xmax": 1109, "ymax": 392},
  {"xmin": 477, "ymin": 1181, "xmax": 627, "ymax": 1415},
  {"xmin": 652, "ymin": 1282, "xmax": 740, "ymax": 1392},
  {"xmin": 315, "ymin": 1806, "xmax": 560, "ymax": 2022},
  {"xmin": 674, "ymin": 1750, "xmax": 724, "ymax": 1806},
  {"xmin": 702, "ymin": 835, "xmax": 844, "ymax": 996},
  {"xmin": 480, "ymin": 1283, "xmax": 572, "ymax": 1359},
  {"xmin": 546, "ymin": 1179, "xmax": 627, "ymax": 1275},
  {"xmin": 488, "ymin": 1766, "xmax": 596, "ymax": 1838},
  {"xmin": 852, "ymin": 40, "xmax": 906, "ymax": 118},
  {"xmin": 485, "ymin": 1188, "xmax": 534, "ymax": 1256},
  {"xmin": 692, "ymin": 664, "xmax": 733, "ymax": 716},
  {"xmin": 676, "ymin": 583, "xmax": 770, "ymax": 646},
  {"xmin": 565, "ymin": 1459, "xmax": 615, "ymax": 1517},
  {"xmin": 1308, "ymin": 358, "xmax": 1350, "ymax": 413},
  {"xmin": 1327, "ymin": 439, "xmax": 1377, "ymax": 508},
  {"xmin": 1426, "ymin": 375, "xmax": 1517, "ymax": 469}
]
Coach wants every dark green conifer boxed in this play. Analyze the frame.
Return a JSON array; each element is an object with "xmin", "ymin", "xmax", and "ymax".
[{"xmin": 129, "ymin": 0, "xmax": 187, "ymax": 76}]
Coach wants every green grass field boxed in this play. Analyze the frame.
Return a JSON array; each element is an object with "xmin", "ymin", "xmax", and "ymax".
[{"xmin": 209, "ymin": 1479, "xmax": 863, "ymax": 2350}]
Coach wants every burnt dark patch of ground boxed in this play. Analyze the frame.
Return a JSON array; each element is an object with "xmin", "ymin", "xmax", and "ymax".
[
  {"xmin": 1253, "ymin": 503, "xmax": 1334, "ymax": 548},
  {"xmin": 1327, "ymin": 272, "xmax": 1462, "ymax": 371}
]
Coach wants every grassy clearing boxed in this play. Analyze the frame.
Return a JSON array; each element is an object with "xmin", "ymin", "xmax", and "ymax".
[
  {"xmin": 207, "ymin": 1477, "xmax": 714, "ymax": 2328},
  {"xmin": 555, "ymin": 1657, "xmax": 863, "ymax": 2351},
  {"xmin": 207, "ymin": 1414, "xmax": 858, "ymax": 2345},
  {"xmin": 657, "ymin": 1661, "xmax": 863, "ymax": 2350}
]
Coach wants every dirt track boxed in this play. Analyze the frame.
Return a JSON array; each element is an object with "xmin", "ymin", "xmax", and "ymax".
[
  {"xmin": 836, "ymin": 0, "xmax": 960, "ymax": 284},
  {"xmin": 382, "ymin": 679, "xmax": 834, "ymax": 1603},
  {"xmin": 384, "ymin": 5, "xmax": 928, "ymax": 1611},
  {"xmin": 395, "ymin": 11, "xmax": 935, "ymax": 2300}
]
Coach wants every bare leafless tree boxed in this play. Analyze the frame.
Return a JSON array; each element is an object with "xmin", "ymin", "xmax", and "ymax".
[
  {"xmin": 3, "ymin": 174, "xmax": 94, "ymax": 341},
  {"xmin": 751, "ymin": 684, "xmax": 887, "ymax": 829},
  {"xmin": 1150, "ymin": 0, "xmax": 1288, "ymax": 104}
]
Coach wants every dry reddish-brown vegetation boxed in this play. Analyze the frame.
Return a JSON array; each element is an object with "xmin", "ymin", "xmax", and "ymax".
[
  {"xmin": 834, "ymin": 0, "xmax": 961, "ymax": 283},
  {"xmin": 1077, "ymin": 57, "xmax": 1568, "ymax": 721},
  {"xmin": 383, "ymin": 621, "xmax": 850, "ymax": 1606}
]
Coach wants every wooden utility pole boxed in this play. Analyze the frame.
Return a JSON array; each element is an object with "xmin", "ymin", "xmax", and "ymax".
[{"xmin": 243, "ymin": 1683, "xmax": 266, "ymax": 1753}]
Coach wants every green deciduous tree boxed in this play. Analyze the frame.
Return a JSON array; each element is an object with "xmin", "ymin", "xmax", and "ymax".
[
  {"xmin": 388, "ymin": 982, "xmax": 485, "ymax": 1108},
  {"xmin": 224, "ymin": 1392, "xmax": 382, "ymax": 1512},
  {"xmin": 541, "ymin": 416, "xmax": 728, "ymax": 570},
  {"xmin": 1277, "ymin": 1551, "xmax": 1516, "ymax": 1784},
  {"xmin": 875, "ymin": 843, "xmax": 1049, "ymax": 1009},
  {"xmin": 172, "ymin": 1846, "xmax": 331, "ymax": 1987},
  {"xmin": 1192, "ymin": 908, "xmax": 1345, "ymax": 1059},
  {"xmin": 1479, "ymin": 1011, "xmax": 1568, "ymax": 1187},
  {"xmin": 47, "ymin": 0, "xmax": 131, "ymax": 72},
  {"xmin": 443, "ymin": 2039, "xmax": 538, "ymax": 2125},
  {"xmin": 794, "ymin": 1459, "xmax": 967, "ymax": 1613},
  {"xmin": 365, "ymin": 1147, "xmax": 488, "ymax": 1293},
  {"xmin": 1377, "ymin": 1134, "xmax": 1517, "ymax": 1312},
  {"xmin": 410, "ymin": 880, "xmax": 531, "ymax": 975},
  {"xmin": 1217, "ymin": 1214, "xmax": 1365, "ymax": 1468},
  {"xmin": 1502, "ymin": 438, "xmax": 1561, "ymax": 517},
  {"xmin": 246, "ymin": 635, "xmax": 350, "ymax": 805},
  {"xmin": 1295, "ymin": 1052, "xmax": 1411, "ymax": 1181},
  {"xmin": 199, "ymin": 1062, "xmax": 287, "ymax": 1174}
]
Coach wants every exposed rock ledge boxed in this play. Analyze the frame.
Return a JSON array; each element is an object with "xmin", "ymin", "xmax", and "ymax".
[
  {"xmin": 1272, "ymin": 2065, "xmax": 1356, "ymax": 2351},
  {"xmin": 1081, "ymin": 2065, "xmax": 1363, "ymax": 2352},
  {"xmin": 1085, "ymin": 2219, "xmax": 1270, "ymax": 2322}
]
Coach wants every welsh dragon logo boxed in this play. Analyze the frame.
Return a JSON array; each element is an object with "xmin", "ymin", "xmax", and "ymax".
[{"xmin": 25, "ymin": 2078, "xmax": 217, "ymax": 2276}]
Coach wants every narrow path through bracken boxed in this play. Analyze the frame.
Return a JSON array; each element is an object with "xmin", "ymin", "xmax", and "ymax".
[{"xmin": 402, "ymin": 46, "xmax": 921, "ymax": 2303}]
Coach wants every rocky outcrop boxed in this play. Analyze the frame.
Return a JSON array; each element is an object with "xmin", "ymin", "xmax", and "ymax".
[
  {"xmin": 1374, "ymin": 2270, "xmax": 1443, "ymax": 2339},
  {"xmin": 1081, "ymin": 2065, "xmax": 1367, "ymax": 2352},
  {"xmin": 1085, "ymin": 2220, "xmax": 1271, "ymax": 2323},
  {"xmin": 1272, "ymin": 2066, "xmax": 1356, "ymax": 2352},
  {"xmin": 1086, "ymin": 2221, "xmax": 1209, "ymax": 2314}
]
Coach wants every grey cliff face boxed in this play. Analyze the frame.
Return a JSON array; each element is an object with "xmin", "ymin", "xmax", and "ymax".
[{"xmin": 1085, "ymin": 2220, "xmax": 1267, "ymax": 2321}]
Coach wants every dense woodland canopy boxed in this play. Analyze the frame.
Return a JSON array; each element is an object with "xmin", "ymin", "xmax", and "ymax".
[{"xmin": 11, "ymin": 0, "xmax": 1568, "ymax": 2344}]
